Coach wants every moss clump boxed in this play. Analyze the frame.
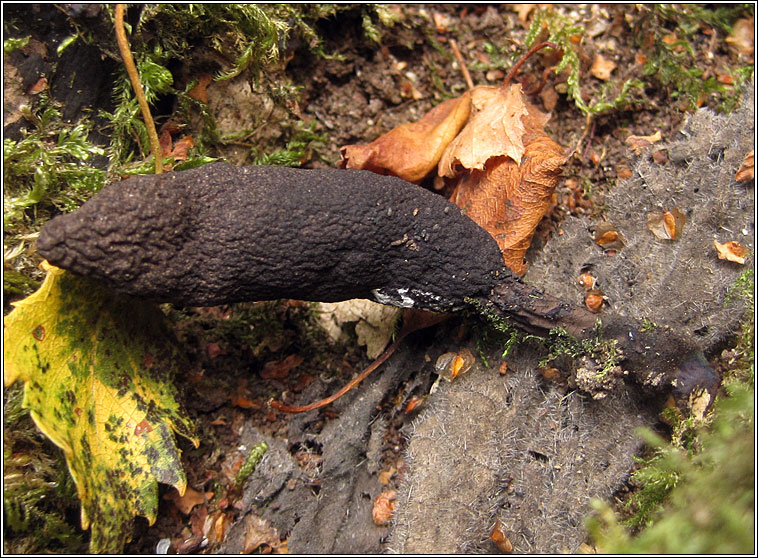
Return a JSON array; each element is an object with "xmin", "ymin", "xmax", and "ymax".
[
  {"xmin": 634, "ymin": 4, "xmax": 754, "ymax": 112},
  {"xmin": 525, "ymin": 9, "xmax": 645, "ymax": 116},
  {"xmin": 587, "ymin": 383, "xmax": 754, "ymax": 553},
  {"xmin": 3, "ymin": 95, "xmax": 106, "ymax": 226},
  {"xmin": 3, "ymin": 384, "xmax": 87, "ymax": 554},
  {"xmin": 589, "ymin": 267, "xmax": 754, "ymax": 549}
]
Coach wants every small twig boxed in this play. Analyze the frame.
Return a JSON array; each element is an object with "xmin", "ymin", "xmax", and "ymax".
[
  {"xmin": 571, "ymin": 113, "xmax": 594, "ymax": 160},
  {"xmin": 581, "ymin": 118, "xmax": 598, "ymax": 161},
  {"xmin": 269, "ymin": 310, "xmax": 446, "ymax": 414},
  {"xmin": 449, "ymin": 39, "xmax": 474, "ymax": 90},
  {"xmin": 114, "ymin": 4, "xmax": 163, "ymax": 175},
  {"xmin": 503, "ymin": 41, "xmax": 559, "ymax": 89},
  {"xmin": 269, "ymin": 334, "xmax": 406, "ymax": 414}
]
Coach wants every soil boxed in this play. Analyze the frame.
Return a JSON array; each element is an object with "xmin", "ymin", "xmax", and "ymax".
[{"xmin": 3, "ymin": 4, "xmax": 754, "ymax": 555}]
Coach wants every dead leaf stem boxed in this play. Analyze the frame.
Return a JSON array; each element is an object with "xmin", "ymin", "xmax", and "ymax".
[
  {"xmin": 503, "ymin": 41, "xmax": 558, "ymax": 89},
  {"xmin": 449, "ymin": 39, "xmax": 474, "ymax": 90},
  {"xmin": 114, "ymin": 4, "xmax": 163, "ymax": 174}
]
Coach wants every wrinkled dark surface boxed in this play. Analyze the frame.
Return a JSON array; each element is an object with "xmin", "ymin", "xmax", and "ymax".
[{"xmin": 38, "ymin": 163, "xmax": 508, "ymax": 310}]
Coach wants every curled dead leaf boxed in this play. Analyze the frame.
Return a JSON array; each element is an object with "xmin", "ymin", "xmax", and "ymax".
[
  {"xmin": 435, "ymin": 348, "xmax": 475, "ymax": 382},
  {"xmin": 203, "ymin": 511, "xmax": 230, "ymax": 545},
  {"xmin": 170, "ymin": 136, "xmax": 195, "ymax": 162},
  {"xmin": 340, "ymin": 93, "xmax": 471, "ymax": 183},
  {"xmin": 593, "ymin": 223, "xmax": 626, "ymax": 251},
  {"xmin": 714, "ymin": 240, "xmax": 747, "ymax": 264},
  {"xmin": 372, "ymin": 490, "xmax": 397, "ymax": 525},
  {"xmin": 577, "ymin": 271, "xmax": 596, "ymax": 290},
  {"xmin": 491, "ymin": 518, "xmax": 514, "ymax": 553},
  {"xmin": 647, "ymin": 207, "xmax": 686, "ymax": 240},
  {"xmin": 590, "ymin": 54, "xmax": 616, "ymax": 80},
  {"xmin": 736, "ymin": 149, "xmax": 754, "ymax": 182},
  {"xmin": 616, "ymin": 164, "xmax": 634, "ymax": 180},
  {"xmin": 28, "ymin": 76, "xmax": 48, "ymax": 95},
  {"xmin": 404, "ymin": 395, "xmax": 425, "ymax": 414},
  {"xmin": 585, "ymin": 289, "xmax": 605, "ymax": 313},
  {"xmin": 243, "ymin": 514, "xmax": 281, "ymax": 553},
  {"xmin": 451, "ymin": 133, "xmax": 566, "ymax": 274},
  {"xmin": 540, "ymin": 367, "xmax": 562, "ymax": 382}
]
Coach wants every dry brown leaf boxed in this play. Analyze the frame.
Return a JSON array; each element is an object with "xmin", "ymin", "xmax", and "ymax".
[
  {"xmin": 647, "ymin": 207, "xmax": 686, "ymax": 240},
  {"xmin": 585, "ymin": 289, "xmax": 604, "ymax": 313},
  {"xmin": 714, "ymin": 240, "xmax": 747, "ymax": 264},
  {"xmin": 28, "ymin": 76, "xmax": 48, "ymax": 95},
  {"xmin": 577, "ymin": 271, "xmax": 596, "ymax": 290},
  {"xmin": 439, "ymin": 84, "xmax": 532, "ymax": 177},
  {"xmin": 726, "ymin": 17, "xmax": 754, "ymax": 57},
  {"xmin": 170, "ymin": 136, "xmax": 195, "ymax": 162},
  {"xmin": 260, "ymin": 354, "xmax": 304, "ymax": 380},
  {"xmin": 590, "ymin": 54, "xmax": 617, "ymax": 80},
  {"xmin": 340, "ymin": 93, "xmax": 471, "ymax": 183},
  {"xmin": 736, "ymin": 149, "xmax": 754, "ymax": 182},
  {"xmin": 511, "ymin": 4, "xmax": 536, "ymax": 26},
  {"xmin": 625, "ymin": 130, "xmax": 662, "ymax": 155},
  {"xmin": 188, "ymin": 73, "xmax": 213, "ymax": 103},
  {"xmin": 372, "ymin": 490, "xmax": 397, "ymax": 525},
  {"xmin": 243, "ymin": 515, "xmax": 281, "ymax": 553},
  {"xmin": 451, "ymin": 134, "xmax": 566, "ymax": 274},
  {"xmin": 164, "ymin": 486, "xmax": 205, "ymax": 515}
]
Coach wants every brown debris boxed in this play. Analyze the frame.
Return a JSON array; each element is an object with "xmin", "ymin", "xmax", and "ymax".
[
  {"xmin": 735, "ymin": 149, "xmax": 754, "ymax": 182},
  {"xmin": 714, "ymin": 240, "xmax": 747, "ymax": 264}
]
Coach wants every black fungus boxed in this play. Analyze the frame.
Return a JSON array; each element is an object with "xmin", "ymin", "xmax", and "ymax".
[{"xmin": 38, "ymin": 162, "xmax": 509, "ymax": 310}]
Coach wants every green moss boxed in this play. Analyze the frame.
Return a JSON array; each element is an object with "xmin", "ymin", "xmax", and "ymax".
[
  {"xmin": 3, "ymin": 35, "xmax": 30, "ymax": 53},
  {"xmin": 640, "ymin": 318, "xmax": 658, "ymax": 332},
  {"xmin": 588, "ymin": 266, "xmax": 754, "ymax": 551},
  {"xmin": 525, "ymin": 9, "xmax": 645, "ymax": 116},
  {"xmin": 234, "ymin": 441, "xmax": 269, "ymax": 490},
  {"xmin": 635, "ymin": 5, "xmax": 754, "ymax": 112},
  {"xmin": 723, "ymin": 268, "xmax": 755, "ymax": 386},
  {"xmin": 251, "ymin": 122, "xmax": 325, "ymax": 167},
  {"xmin": 588, "ymin": 384, "xmax": 754, "ymax": 553},
  {"xmin": 3, "ymin": 95, "xmax": 106, "ymax": 229},
  {"xmin": 467, "ymin": 298, "xmax": 620, "ymax": 376},
  {"xmin": 3, "ymin": 383, "xmax": 87, "ymax": 553}
]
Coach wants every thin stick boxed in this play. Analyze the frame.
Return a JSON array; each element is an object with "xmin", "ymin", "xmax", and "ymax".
[
  {"xmin": 503, "ymin": 41, "xmax": 558, "ymax": 89},
  {"xmin": 571, "ymin": 113, "xmax": 594, "ymax": 160},
  {"xmin": 269, "ymin": 335, "xmax": 405, "ymax": 414},
  {"xmin": 114, "ymin": 4, "xmax": 163, "ymax": 175},
  {"xmin": 449, "ymin": 39, "xmax": 474, "ymax": 90}
]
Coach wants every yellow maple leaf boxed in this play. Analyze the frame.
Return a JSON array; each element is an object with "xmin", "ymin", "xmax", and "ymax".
[{"xmin": 4, "ymin": 262, "xmax": 199, "ymax": 552}]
